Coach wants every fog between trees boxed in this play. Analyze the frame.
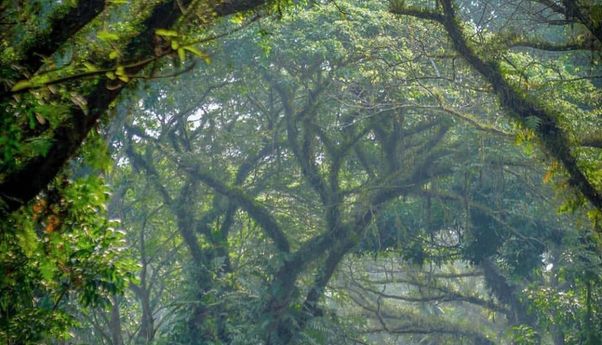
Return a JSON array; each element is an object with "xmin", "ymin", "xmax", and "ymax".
[{"xmin": 1, "ymin": 0, "xmax": 601, "ymax": 344}]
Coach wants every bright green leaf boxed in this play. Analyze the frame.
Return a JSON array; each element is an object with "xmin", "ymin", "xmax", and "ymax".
[
  {"xmin": 115, "ymin": 66, "xmax": 126, "ymax": 76},
  {"xmin": 11, "ymin": 80, "xmax": 32, "ymax": 92},
  {"xmin": 155, "ymin": 28, "xmax": 178, "ymax": 37},
  {"xmin": 83, "ymin": 62, "xmax": 99, "ymax": 72},
  {"xmin": 97, "ymin": 31, "xmax": 120, "ymax": 41},
  {"xmin": 177, "ymin": 47, "xmax": 186, "ymax": 62}
]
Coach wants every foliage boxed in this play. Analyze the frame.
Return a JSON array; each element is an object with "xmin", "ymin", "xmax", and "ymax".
[{"xmin": 0, "ymin": 175, "xmax": 135, "ymax": 343}]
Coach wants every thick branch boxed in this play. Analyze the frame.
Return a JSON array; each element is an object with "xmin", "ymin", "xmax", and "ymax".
[
  {"xmin": 280, "ymin": 87, "xmax": 331, "ymax": 205},
  {"xmin": 580, "ymin": 134, "xmax": 602, "ymax": 149},
  {"xmin": 510, "ymin": 38, "xmax": 594, "ymax": 51},
  {"xmin": 185, "ymin": 166, "xmax": 290, "ymax": 253}
]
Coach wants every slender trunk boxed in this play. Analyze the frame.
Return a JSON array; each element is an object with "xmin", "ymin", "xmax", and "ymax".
[
  {"xmin": 480, "ymin": 259, "xmax": 540, "ymax": 344},
  {"xmin": 138, "ymin": 287, "xmax": 154, "ymax": 344},
  {"xmin": 109, "ymin": 295, "xmax": 124, "ymax": 345}
]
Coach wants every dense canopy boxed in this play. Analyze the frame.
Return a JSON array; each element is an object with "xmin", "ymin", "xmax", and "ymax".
[{"xmin": 0, "ymin": 0, "xmax": 601, "ymax": 344}]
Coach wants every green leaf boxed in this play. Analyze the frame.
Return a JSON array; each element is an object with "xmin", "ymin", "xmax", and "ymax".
[
  {"xmin": 524, "ymin": 116, "xmax": 541, "ymax": 130},
  {"xmin": 39, "ymin": 260, "xmax": 56, "ymax": 281},
  {"xmin": 183, "ymin": 46, "xmax": 211, "ymax": 64},
  {"xmin": 106, "ymin": 71, "xmax": 116, "ymax": 80},
  {"xmin": 83, "ymin": 62, "xmax": 99, "ymax": 72},
  {"xmin": 171, "ymin": 40, "xmax": 179, "ymax": 50},
  {"xmin": 115, "ymin": 66, "xmax": 126, "ymax": 76},
  {"xmin": 34, "ymin": 104, "xmax": 68, "ymax": 126},
  {"xmin": 177, "ymin": 47, "xmax": 186, "ymax": 62},
  {"xmin": 16, "ymin": 226, "xmax": 38, "ymax": 257},
  {"xmin": 155, "ymin": 28, "xmax": 178, "ymax": 37},
  {"xmin": 230, "ymin": 12, "xmax": 246, "ymax": 25},
  {"xmin": 109, "ymin": 50, "xmax": 120, "ymax": 60},
  {"xmin": 11, "ymin": 80, "xmax": 32, "ymax": 92},
  {"xmin": 97, "ymin": 31, "xmax": 120, "ymax": 41},
  {"xmin": 115, "ymin": 66, "xmax": 129, "ymax": 82},
  {"xmin": 28, "ymin": 137, "xmax": 52, "ymax": 156}
]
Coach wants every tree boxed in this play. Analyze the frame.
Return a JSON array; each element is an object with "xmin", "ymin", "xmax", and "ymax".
[
  {"xmin": 0, "ymin": 1, "xmax": 276, "ymax": 343},
  {"xmin": 0, "ymin": 0, "xmax": 273, "ymax": 215},
  {"xmin": 391, "ymin": 0, "xmax": 602, "ymax": 212},
  {"xmin": 104, "ymin": 3, "xmax": 472, "ymax": 342},
  {"xmin": 97, "ymin": 2, "xmax": 595, "ymax": 343}
]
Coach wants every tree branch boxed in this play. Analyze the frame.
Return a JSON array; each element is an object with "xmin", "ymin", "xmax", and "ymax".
[{"xmin": 185, "ymin": 165, "xmax": 291, "ymax": 254}]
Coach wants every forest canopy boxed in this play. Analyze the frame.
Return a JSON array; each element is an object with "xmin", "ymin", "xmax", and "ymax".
[{"xmin": 0, "ymin": 0, "xmax": 601, "ymax": 344}]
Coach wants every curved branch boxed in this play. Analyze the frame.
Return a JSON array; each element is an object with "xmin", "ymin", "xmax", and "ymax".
[{"xmin": 185, "ymin": 165, "xmax": 290, "ymax": 253}]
